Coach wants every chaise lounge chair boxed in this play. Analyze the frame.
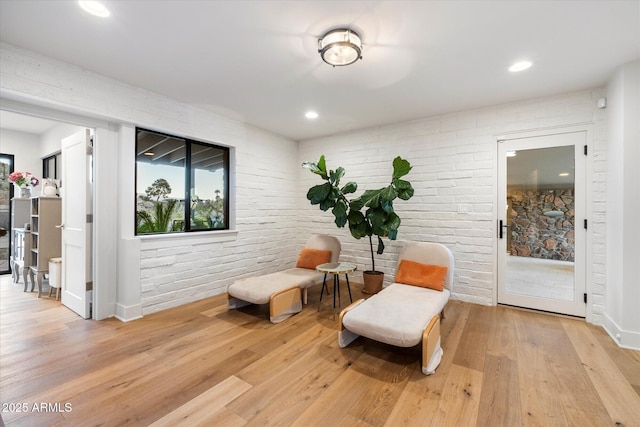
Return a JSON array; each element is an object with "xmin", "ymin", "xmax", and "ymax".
[
  {"xmin": 227, "ymin": 234, "xmax": 341, "ymax": 323},
  {"xmin": 338, "ymin": 241, "xmax": 454, "ymax": 375}
]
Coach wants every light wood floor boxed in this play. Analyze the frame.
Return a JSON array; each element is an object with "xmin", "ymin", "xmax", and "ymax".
[{"xmin": 1, "ymin": 275, "xmax": 639, "ymax": 427}]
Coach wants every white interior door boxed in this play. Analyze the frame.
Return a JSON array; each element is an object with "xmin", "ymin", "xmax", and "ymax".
[
  {"xmin": 61, "ymin": 129, "xmax": 91, "ymax": 319},
  {"xmin": 497, "ymin": 130, "xmax": 586, "ymax": 317}
]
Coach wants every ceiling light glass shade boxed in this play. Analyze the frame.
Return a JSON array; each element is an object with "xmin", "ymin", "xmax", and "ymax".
[
  {"xmin": 318, "ymin": 29, "xmax": 362, "ymax": 67},
  {"xmin": 78, "ymin": 1, "xmax": 110, "ymax": 17},
  {"xmin": 509, "ymin": 61, "xmax": 532, "ymax": 72}
]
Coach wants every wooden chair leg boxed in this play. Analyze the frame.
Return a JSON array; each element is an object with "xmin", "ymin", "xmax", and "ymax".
[
  {"xmin": 269, "ymin": 286, "xmax": 303, "ymax": 323},
  {"xmin": 421, "ymin": 315, "xmax": 442, "ymax": 375}
]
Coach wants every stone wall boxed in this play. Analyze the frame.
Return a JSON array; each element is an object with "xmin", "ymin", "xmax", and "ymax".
[{"xmin": 508, "ymin": 188, "xmax": 575, "ymax": 261}]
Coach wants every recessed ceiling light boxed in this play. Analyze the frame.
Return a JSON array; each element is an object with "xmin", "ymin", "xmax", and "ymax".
[
  {"xmin": 509, "ymin": 61, "xmax": 532, "ymax": 72},
  {"xmin": 559, "ymin": 172, "xmax": 569, "ymax": 177},
  {"xmin": 305, "ymin": 111, "xmax": 319, "ymax": 119},
  {"xmin": 79, "ymin": 1, "xmax": 110, "ymax": 18}
]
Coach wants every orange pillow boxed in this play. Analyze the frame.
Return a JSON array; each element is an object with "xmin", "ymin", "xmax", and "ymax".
[
  {"xmin": 296, "ymin": 248, "xmax": 332, "ymax": 270},
  {"xmin": 395, "ymin": 260, "xmax": 447, "ymax": 291}
]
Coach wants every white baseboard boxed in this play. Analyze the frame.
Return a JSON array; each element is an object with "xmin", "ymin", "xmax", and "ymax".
[
  {"xmin": 603, "ymin": 313, "xmax": 640, "ymax": 350},
  {"xmin": 115, "ymin": 303, "xmax": 143, "ymax": 322}
]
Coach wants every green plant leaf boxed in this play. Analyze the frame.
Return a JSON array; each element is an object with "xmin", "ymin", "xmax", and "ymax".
[
  {"xmin": 397, "ymin": 186, "xmax": 414, "ymax": 200},
  {"xmin": 303, "ymin": 155, "xmax": 329, "ymax": 179},
  {"xmin": 349, "ymin": 220, "xmax": 369, "ymax": 239},
  {"xmin": 349, "ymin": 198, "xmax": 364, "ymax": 211},
  {"xmin": 368, "ymin": 207, "xmax": 388, "ymax": 228},
  {"xmin": 347, "ymin": 209, "xmax": 365, "ymax": 224},
  {"xmin": 392, "ymin": 156, "xmax": 412, "ymax": 179},
  {"xmin": 319, "ymin": 198, "xmax": 336, "ymax": 211},
  {"xmin": 317, "ymin": 155, "xmax": 328, "ymax": 179},
  {"xmin": 376, "ymin": 236, "xmax": 385, "ymax": 255},
  {"xmin": 387, "ymin": 229, "xmax": 398, "ymax": 240},
  {"xmin": 381, "ymin": 200, "xmax": 394, "ymax": 214},
  {"xmin": 307, "ymin": 182, "xmax": 331, "ymax": 204},
  {"xmin": 332, "ymin": 200, "xmax": 348, "ymax": 227},
  {"xmin": 385, "ymin": 212, "xmax": 401, "ymax": 232},
  {"xmin": 380, "ymin": 185, "xmax": 398, "ymax": 202},
  {"xmin": 330, "ymin": 167, "xmax": 345, "ymax": 186},
  {"xmin": 359, "ymin": 189, "xmax": 383, "ymax": 208},
  {"xmin": 341, "ymin": 181, "xmax": 357, "ymax": 194},
  {"xmin": 394, "ymin": 179, "xmax": 414, "ymax": 200}
]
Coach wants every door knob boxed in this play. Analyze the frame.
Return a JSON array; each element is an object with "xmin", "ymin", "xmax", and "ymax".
[
  {"xmin": 55, "ymin": 223, "xmax": 65, "ymax": 229},
  {"xmin": 498, "ymin": 220, "xmax": 508, "ymax": 239}
]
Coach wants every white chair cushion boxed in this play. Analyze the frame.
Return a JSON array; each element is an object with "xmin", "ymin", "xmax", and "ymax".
[
  {"xmin": 228, "ymin": 268, "xmax": 324, "ymax": 304},
  {"xmin": 342, "ymin": 283, "xmax": 450, "ymax": 347}
]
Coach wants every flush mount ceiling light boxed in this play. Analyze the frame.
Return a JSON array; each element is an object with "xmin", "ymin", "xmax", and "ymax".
[
  {"xmin": 509, "ymin": 61, "xmax": 532, "ymax": 72},
  {"xmin": 305, "ymin": 111, "xmax": 319, "ymax": 119},
  {"xmin": 79, "ymin": 1, "xmax": 110, "ymax": 18},
  {"xmin": 318, "ymin": 28, "xmax": 363, "ymax": 67}
]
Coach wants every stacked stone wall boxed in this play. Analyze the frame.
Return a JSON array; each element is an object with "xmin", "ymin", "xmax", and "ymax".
[{"xmin": 508, "ymin": 188, "xmax": 575, "ymax": 261}]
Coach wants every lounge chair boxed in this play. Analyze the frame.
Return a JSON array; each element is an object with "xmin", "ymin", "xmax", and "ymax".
[
  {"xmin": 227, "ymin": 234, "xmax": 341, "ymax": 323},
  {"xmin": 338, "ymin": 241, "xmax": 454, "ymax": 375}
]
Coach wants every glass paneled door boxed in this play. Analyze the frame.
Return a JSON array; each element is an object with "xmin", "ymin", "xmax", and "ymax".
[
  {"xmin": 0, "ymin": 154, "xmax": 14, "ymax": 274},
  {"xmin": 497, "ymin": 131, "xmax": 586, "ymax": 317}
]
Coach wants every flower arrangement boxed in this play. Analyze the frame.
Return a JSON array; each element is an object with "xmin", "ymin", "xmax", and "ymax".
[{"xmin": 9, "ymin": 171, "xmax": 39, "ymax": 188}]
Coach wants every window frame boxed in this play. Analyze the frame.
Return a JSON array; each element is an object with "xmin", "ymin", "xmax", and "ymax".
[
  {"xmin": 42, "ymin": 152, "xmax": 61, "ymax": 180},
  {"xmin": 134, "ymin": 127, "xmax": 230, "ymax": 235}
]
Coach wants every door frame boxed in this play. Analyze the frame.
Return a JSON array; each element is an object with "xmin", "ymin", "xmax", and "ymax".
[
  {"xmin": 0, "ymin": 153, "xmax": 15, "ymax": 275},
  {"xmin": 0, "ymin": 97, "xmax": 118, "ymax": 320},
  {"xmin": 493, "ymin": 124, "xmax": 594, "ymax": 321}
]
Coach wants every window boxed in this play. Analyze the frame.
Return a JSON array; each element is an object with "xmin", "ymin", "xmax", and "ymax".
[
  {"xmin": 43, "ymin": 153, "xmax": 61, "ymax": 179},
  {"xmin": 135, "ymin": 128, "xmax": 229, "ymax": 235}
]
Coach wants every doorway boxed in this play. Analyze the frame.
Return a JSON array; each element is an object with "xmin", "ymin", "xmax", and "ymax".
[
  {"xmin": 0, "ymin": 111, "xmax": 94, "ymax": 319},
  {"xmin": 497, "ymin": 129, "xmax": 587, "ymax": 317},
  {"xmin": 0, "ymin": 154, "xmax": 14, "ymax": 274}
]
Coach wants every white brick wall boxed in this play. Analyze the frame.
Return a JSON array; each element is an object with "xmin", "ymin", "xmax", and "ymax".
[
  {"xmin": 139, "ymin": 130, "xmax": 302, "ymax": 315},
  {"xmin": 0, "ymin": 43, "xmax": 608, "ymax": 324},
  {"xmin": 298, "ymin": 89, "xmax": 607, "ymax": 323},
  {"xmin": 1, "ymin": 43, "xmax": 302, "ymax": 316}
]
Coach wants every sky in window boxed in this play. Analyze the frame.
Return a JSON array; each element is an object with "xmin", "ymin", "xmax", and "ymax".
[{"xmin": 137, "ymin": 162, "xmax": 224, "ymax": 200}]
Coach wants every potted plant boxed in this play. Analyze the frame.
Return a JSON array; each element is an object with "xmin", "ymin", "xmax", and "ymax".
[
  {"xmin": 302, "ymin": 155, "xmax": 414, "ymax": 293},
  {"xmin": 8, "ymin": 171, "xmax": 39, "ymax": 198}
]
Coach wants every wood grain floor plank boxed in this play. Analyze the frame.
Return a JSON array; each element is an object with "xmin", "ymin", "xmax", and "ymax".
[
  {"xmin": 476, "ymin": 354, "xmax": 522, "ymax": 426},
  {"xmin": 537, "ymin": 315, "xmax": 612, "ymax": 427},
  {"xmin": 452, "ymin": 304, "xmax": 495, "ymax": 372},
  {"xmin": 2, "ymin": 276, "xmax": 638, "ymax": 427},
  {"xmin": 561, "ymin": 318, "xmax": 640, "ymax": 427},
  {"xmin": 429, "ymin": 363, "xmax": 483, "ymax": 426},
  {"xmin": 592, "ymin": 325, "xmax": 640, "ymax": 398},
  {"xmin": 512, "ymin": 310, "xmax": 570, "ymax": 427},
  {"xmin": 149, "ymin": 375, "xmax": 252, "ymax": 427}
]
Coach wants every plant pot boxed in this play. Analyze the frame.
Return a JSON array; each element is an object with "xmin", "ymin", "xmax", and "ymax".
[
  {"xmin": 362, "ymin": 270, "xmax": 384, "ymax": 294},
  {"xmin": 16, "ymin": 185, "xmax": 30, "ymax": 198}
]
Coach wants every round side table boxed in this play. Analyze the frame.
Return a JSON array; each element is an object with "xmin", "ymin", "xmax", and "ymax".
[{"xmin": 316, "ymin": 262, "xmax": 357, "ymax": 310}]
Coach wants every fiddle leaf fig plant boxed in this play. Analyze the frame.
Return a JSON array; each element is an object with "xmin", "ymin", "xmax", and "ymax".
[{"xmin": 302, "ymin": 155, "xmax": 414, "ymax": 272}]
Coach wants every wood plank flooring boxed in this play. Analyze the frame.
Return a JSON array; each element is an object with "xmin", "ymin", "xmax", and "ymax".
[{"xmin": 1, "ymin": 275, "xmax": 639, "ymax": 426}]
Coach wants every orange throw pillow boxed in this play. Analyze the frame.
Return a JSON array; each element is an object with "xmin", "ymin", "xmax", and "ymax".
[
  {"xmin": 296, "ymin": 248, "xmax": 332, "ymax": 270},
  {"xmin": 395, "ymin": 260, "xmax": 447, "ymax": 291}
]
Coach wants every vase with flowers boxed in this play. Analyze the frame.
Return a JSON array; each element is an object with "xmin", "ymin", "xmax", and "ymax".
[{"xmin": 9, "ymin": 171, "xmax": 39, "ymax": 198}]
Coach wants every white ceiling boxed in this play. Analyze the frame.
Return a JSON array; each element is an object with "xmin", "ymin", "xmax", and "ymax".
[
  {"xmin": 0, "ymin": 1, "xmax": 639, "ymax": 141},
  {"xmin": 0, "ymin": 110, "xmax": 60, "ymax": 135}
]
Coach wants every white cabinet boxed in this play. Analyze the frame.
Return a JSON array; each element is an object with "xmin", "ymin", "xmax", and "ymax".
[
  {"xmin": 10, "ymin": 198, "xmax": 31, "ymax": 286},
  {"xmin": 28, "ymin": 197, "xmax": 61, "ymax": 297}
]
